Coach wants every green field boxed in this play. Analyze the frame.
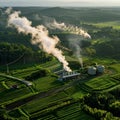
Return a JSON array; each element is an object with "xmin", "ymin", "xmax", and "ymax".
[
  {"xmin": 85, "ymin": 75, "xmax": 119, "ymax": 91},
  {"xmin": 110, "ymin": 63, "xmax": 120, "ymax": 72},
  {"xmin": 33, "ymin": 76, "xmax": 61, "ymax": 91},
  {"xmin": 90, "ymin": 21, "xmax": 120, "ymax": 30},
  {"xmin": 22, "ymin": 92, "xmax": 69, "ymax": 114},
  {"xmin": 0, "ymin": 87, "xmax": 32, "ymax": 104}
]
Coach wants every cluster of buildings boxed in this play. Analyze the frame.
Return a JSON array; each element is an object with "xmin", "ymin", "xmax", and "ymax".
[{"xmin": 57, "ymin": 64, "xmax": 105, "ymax": 81}]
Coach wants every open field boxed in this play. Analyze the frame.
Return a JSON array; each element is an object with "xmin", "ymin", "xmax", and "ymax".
[
  {"xmin": 110, "ymin": 63, "xmax": 120, "ymax": 72},
  {"xmin": 33, "ymin": 76, "xmax": 61, "ymax": 91},
  {"xmin": 89, "ymin": 21, "xmax": 120, "ymax": 30},
  {"xmin": 64, "ymin": 85, "xmax": 87, "ymax": 99}
]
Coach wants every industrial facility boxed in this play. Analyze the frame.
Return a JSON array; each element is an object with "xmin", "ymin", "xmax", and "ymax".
[
  {"xmin": 57, "ymin": 64, "xmax": 105, "ymax": 82},
  {"xmin": 87, "ymin": 65, "xmax": 105, "ymax": 75},
  {"xmin": 58, "ymin": 71, "xmax": 80, "ymax": 81}
]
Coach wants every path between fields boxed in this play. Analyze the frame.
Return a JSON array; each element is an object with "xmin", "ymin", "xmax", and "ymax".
[
  {"xmin": 5, "ymin": 79, "xmax": 80, "ymax": 110},
  {"xmin": 0, "ymin": 74, "xmax": 32, "ymax": 86}
]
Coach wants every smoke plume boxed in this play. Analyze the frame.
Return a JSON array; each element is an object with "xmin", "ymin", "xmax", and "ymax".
[
  {"xmin": 5, "ymin": 7, "xmax": 12, "ymax": 15},
  {"xmin": 47, "ymin": 19, "xmax": 91, "ymax": 39},
  {"xmin": 8, "ymin": 11, "xmax": 71, "ymax": 72},
  {"xmin": 46, "ymin": 19, "xmax": 91, "ymax": 68},
  {"xmin": 67, "ymin": 35, "xmax": 83, "ymax": 68}
]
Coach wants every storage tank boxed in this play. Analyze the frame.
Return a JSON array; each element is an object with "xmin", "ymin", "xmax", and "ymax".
[
  {"xmin": 88, "ymin": 66, "xmax": 97, "ymax": 75},
  {"xmin": 97, "ymin": 65, "xmax": 105, "ymax": 73}
]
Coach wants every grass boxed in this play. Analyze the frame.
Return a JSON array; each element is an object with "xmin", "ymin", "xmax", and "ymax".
[
  {"xmin": 0, "ymin": 87, "xmax": 32, "ymax": 105},
  {"xmin": 85, "ymin": 75, "xmax": 119, "ymax": 91},
  {"xmin": 85, "ymin": 21, "xmax": 120, "ymax": 30},
  {"xmin": 12, "ymin": 67, "xmax": 39, "ymax": 78},
  {"xmin": 33, "ymin": 75, "xmax": 61, "ymax": 91},
  {"xmin": 64, "ymin": 85, "xmax": 87, "ymax": 99},
  {"xmin": 61, "ymin": 111, "xmax": 94, "ymax": 120},
  {"xmin": 57, "ymin": 103, "xmax": 80, "ymax": 117},
  {"xmin": 0, "ymin": 62, "xmax": 41, "ymax": 72},
  {"xmin": 72, "ymin": 90, "xmax": 87, "ymax": 99},
  {"xmin": 92, "ymin": 21, "xmax": 120, "ymax": 30},
  {"xmin": 22, "ymin": 92, "xmax": 68, "ymax": 114},
  {"xmin": 110, "ymin": 63, "xmax": 120, "ymax": 73}
]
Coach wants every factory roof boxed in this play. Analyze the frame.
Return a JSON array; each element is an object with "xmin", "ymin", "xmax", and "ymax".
[{"xmin": 62, "ymin": 72, "xmax": 80, "ymax": 79}]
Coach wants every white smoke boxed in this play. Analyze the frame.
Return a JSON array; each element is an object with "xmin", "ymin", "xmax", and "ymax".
[
  {"xmin": 8, "ymin": 11, "xmax": 71, "ymax": 72},
  {"xmin": 5, "ymin": 7, "xmax": 12, "ymax": 15},
  {"xmin": 47, "ymin": 19, "xmax": 91, "ymax": 39},
  {"xmin": 67, "ymin": 35, "xmax": 84, "ymax": 68},
  {"xmin": 47, "ymin": 19, "xmax": 91, "ymax": 68}
]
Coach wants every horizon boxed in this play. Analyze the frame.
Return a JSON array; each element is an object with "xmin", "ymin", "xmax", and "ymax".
[{"xmin": 0, "ymin": 0, "xmax": 120, "ymax": 7}]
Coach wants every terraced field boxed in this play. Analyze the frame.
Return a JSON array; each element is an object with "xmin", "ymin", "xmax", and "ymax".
[
  {"xmin": 37, "ymin": 103, "xmax": 95, "ymax": 120},
  {"xmin": 85, "ymin": 75, "xmax": 119, "ymax": 91},
  {"xmin": 22, "ymin": 92, "xmax": 68, "ymax": 115},
  {"xmin": 1, "ymin": 59, "xmax": 120, "ymax": 119}
]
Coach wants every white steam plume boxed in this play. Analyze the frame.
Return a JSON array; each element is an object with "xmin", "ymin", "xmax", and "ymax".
[
  {"xmin": 47, "ymin": 19, "xmax": 91, "ymax": 39},
  {"xmin": 5, "ymin": 7, "xmax": 12, "ymax": 15},
  {"xmin": 68, "ymin": 35, "xmax": 84, "ymax": 68},
  {"xmin": 46, "ymin": 19, "xmax": 91, "ymax": 68},
  {"xmin": 8, "ymin": 11, "xmax": 71, "ymax": 72}
]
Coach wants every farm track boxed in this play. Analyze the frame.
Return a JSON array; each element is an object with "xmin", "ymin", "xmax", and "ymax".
[
  {"xmin": 0, "ymin": 74, "xmax": 32, "ymax": 86},
  {"xmin": 5, "ymin": 79, "xmax": 81, "ymax": 110}
]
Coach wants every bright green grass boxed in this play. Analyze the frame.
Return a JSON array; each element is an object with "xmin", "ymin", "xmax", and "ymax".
[
  {"xmin": 86, "ymin": 21, "xmax": 120, "ymax": 30},
  {"xmin": 92, "ymin": 21, "xmax": 120, "ymax": 30},
  {"xmin": 22, "ymin": 92, "xmax": 68, "ymax": 114},
  {"xmin": 33, "ymin": 76, "xmax": 61, "ymax": 91},
  {"xmin": 72, "ymin": 90, "xmax": 87, "ymax": 99},
  {"xmin": 65, "ymin": 86, "xmax": 87, "ymax": 99},
  {"xmin": 85, "ymin": 76, "xmax": 119, "ymax": 90},
  {"xmin": 110, "ymin": 64, "xmax": 120, "ymax": 73}
]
